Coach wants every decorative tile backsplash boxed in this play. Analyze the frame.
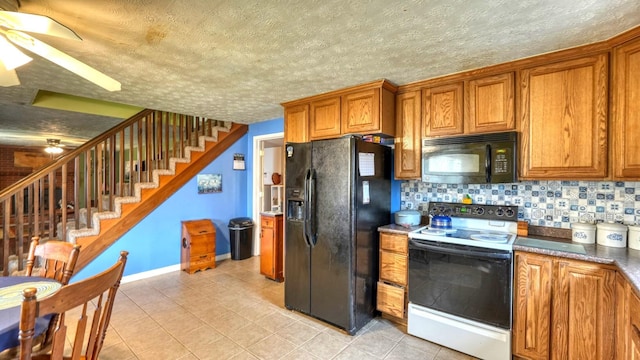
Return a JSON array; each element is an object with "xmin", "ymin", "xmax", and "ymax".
[{"xmin": 400, "ymin": 180, "xmax": 640, "ymax": 228}]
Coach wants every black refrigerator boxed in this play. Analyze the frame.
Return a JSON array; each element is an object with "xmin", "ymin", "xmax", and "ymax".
[{"xmin": 284, "ymin": 136, "xmax": 391, "ymax": 335}]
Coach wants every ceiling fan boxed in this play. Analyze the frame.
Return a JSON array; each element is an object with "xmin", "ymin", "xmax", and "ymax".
[{"xmin": 0, "ymin": 7, "xmax": 121, "ymax": 91}]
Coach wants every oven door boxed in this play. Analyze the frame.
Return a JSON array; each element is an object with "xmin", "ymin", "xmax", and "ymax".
[{"xmin": 408, "ymin": 238, "xmax": 512, "ymax": 329}]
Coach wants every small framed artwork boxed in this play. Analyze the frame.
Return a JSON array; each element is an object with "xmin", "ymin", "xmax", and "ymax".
[
  {"xmin": 233, "ymin": 153, "xmax": 245, "ymax": 170},
  {"xmin": 197, "ymin": 174, "xmax": 222, "ymax": 194}
]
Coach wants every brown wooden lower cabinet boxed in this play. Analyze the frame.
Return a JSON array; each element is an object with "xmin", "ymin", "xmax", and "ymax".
[
  {"xmin": 376, "ymin": 232, "xmax": 408, "ymax": 321},
  {"xmin": 630, "ymin": 289, "xmax": 640, "ymax": 359},
  {"xmin": 259, "ymin": 213, "xmax": 283, "ymax": 282},
  {"xmin": 616, "ymin": 271, "xmax": 640, "ymax": 359},
  {"xmin": 513, "ymin": 252, "xmax": 616, "ymax": 360}
]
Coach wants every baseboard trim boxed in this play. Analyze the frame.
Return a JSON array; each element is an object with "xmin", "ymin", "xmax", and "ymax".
[{"xmin": 120, "ymin": 252, "xmax": 232, "ymax": 283}]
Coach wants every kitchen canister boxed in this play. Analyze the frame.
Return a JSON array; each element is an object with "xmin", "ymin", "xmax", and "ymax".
[
  {"xmin": 628, "ymin": 224, "xmax": 640, "ymax": 250},
  {"xmin": 571, "ymin": 222, "xmax": 596, "ymax": 244},
  {"xmin": 596, "ymin": 222, "xmax": 628, "ymax": 248}
]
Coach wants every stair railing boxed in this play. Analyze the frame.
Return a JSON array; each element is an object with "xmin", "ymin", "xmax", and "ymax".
[{"xmin": 0, "ymin": 109, "xmax": 230, "ymax": 275}]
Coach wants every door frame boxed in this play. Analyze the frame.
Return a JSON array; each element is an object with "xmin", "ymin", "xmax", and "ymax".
[{"xmin": 251, "ymin": 132, "xmax": 284, "ymax": 256}]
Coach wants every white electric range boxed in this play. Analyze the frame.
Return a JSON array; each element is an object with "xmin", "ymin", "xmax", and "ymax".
[{"xmin": 407, "ymin": 202, "xmax": 519, "ymax": 360}]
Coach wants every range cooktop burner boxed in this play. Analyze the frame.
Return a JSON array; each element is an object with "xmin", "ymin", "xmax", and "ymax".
[{"xmin": 411, "ymin": 202, "xmax": 519, "ymax": 250}]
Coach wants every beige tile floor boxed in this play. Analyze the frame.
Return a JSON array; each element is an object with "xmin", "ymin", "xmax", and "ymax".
[{"xmin": 99, "ymin": 256, "xmax": 477, "ymax": 360}]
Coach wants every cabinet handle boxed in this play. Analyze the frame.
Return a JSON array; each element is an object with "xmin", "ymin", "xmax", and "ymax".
[
  {"xmin": 633, "ymin": 324, "xmax": 640, "ymax": 337},
  {"xmin": 182, "ymin": 238, "xmax": 188, "ymax": 248}
]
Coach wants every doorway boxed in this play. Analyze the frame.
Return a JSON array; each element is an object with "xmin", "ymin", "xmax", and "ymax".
[{"xmin": 251, "ymin": 132, "xmax": 284, "ymax": 256}]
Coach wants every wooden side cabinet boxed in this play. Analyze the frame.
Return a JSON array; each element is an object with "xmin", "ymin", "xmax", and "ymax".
[
  {"xmin": 376, "ymin": 232, "xmax": 408, "ymax": 320},
  {"xmin": 181, "ymin": 219, "xmax": 216, "ymax": 274},
  {"xmin": 513, "ymin": 252, "xmax": 616, "ymax": 360},
  {"xmin": 519, "ymin": 54, "xmax": 608, "ymax": 179},
  {"xmin": 260, "ymin": 213, "xmax": 283, "ymax": 282}
]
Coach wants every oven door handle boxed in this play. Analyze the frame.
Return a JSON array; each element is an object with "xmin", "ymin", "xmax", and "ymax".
[{"xmin": 409, "ymin": 239, "xmax": 511, "ymax": 260}]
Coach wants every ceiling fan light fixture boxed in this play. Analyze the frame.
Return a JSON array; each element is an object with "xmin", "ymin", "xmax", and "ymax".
[
  {"xmin": 0, "ymin": 33, "xmax": 31, "ymax": 70},
  {"xmin": 44, "ymin": 138, "xmax": 63, "ymax": 154}
]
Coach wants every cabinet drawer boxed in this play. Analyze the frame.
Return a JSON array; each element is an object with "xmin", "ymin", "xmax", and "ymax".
[
  {"xmin": 190, "ymin": 253, "xmax": 214, "ymax": 266},
  {"xmin": 377, "ymin": 281, "xmax": 406, "ymax": 319},
  {"xmin": 380, "ymin": 250, "xmax": 407, "ymax": 286},
  {"xmin": 380, "ymin": 233, "xmax": 408, "ymax": 254},
  {"xmin": 261, "ymin": 216, "xmax": 274, "ymax": 228}
]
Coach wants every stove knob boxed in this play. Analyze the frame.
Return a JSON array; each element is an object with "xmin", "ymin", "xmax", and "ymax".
[
  {"xmin": 505, "ymin": 208, "xmax": 515, "ymax": 217},
  {"xmin": 496, "ymin": 208, "xmax": 505, "ymax": 217},
  {"xmin": 474, "ymin": 207, "xmax": 485, "ymax": 215}
]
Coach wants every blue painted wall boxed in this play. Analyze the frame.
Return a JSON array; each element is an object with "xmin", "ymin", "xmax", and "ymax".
[
  {"xmin": 73, "ymin": 117, "xmax": 401, "ymax": 281},
  {"xmin": 73, "ymin": 118, "xmax": 283, "ymax": 281}
]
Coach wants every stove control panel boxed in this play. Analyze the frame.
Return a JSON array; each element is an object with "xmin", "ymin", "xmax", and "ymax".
[{"xmin": 428, "ymin": 202, "xmax": 518, "ymax": 221}]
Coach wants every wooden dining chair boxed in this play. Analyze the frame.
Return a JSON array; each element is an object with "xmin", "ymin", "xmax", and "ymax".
[
  {"xmin": 18, "ymin": 251, "xmax": 128, "ymax": 360},
  {"xmin": 25, "ymin": 236, "xmax": 81, "ymax": 286},
  {"xmin": 18, "ymin": 237, "xmax": 81, "ymax": 356}
]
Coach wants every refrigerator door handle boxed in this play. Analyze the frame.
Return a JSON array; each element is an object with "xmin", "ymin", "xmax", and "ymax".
[
  {"xmin": 303, "ymin": 169, "xmax": 312, "ymax": 247},
  {"xmin": 308, "ymin": 169, "xmax": 317, "ymax": 246}
]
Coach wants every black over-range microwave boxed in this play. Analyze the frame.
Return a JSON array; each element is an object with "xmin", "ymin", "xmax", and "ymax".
[{"xmin": 422, "ymin": 131, "xmax": 517, "ymax": 184}]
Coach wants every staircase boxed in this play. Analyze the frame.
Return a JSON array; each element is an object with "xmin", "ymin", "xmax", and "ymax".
[{"xmin": 0, "ymin": 110, "xmax": 248, "ymax": 274}]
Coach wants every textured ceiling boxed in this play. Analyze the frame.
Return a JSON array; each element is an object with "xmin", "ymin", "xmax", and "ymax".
[{"xmin": 1, "ymin": 0, "xmax": 639, "ymax": 148}]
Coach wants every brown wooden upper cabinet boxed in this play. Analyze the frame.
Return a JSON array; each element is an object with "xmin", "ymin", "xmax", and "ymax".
[
  {"xmin": 284, "ymin": 104, "xmax": 309, "ymax": 143},
  {"xmin": 310, "ymin": 97, "xmax": 341, "ymax": 140},
  {"xmin": 422, "ymin": 82, "xmax": 464, "ymax": 137},
  {"xmin": 395, "ymin": 91, "xmax": 422, "ymax": 179},
  {"xmin": 465, "ymin": 72, "xmax": 515, "ymax": 133},
  {"xmin": 612, "ymin": 37, "xmax": 640, "ymax": 180},
  {"xmin": 281, "ymin": 79, "xmax": 397, "ymax": 142},
  {"xmin": 519, "ymin": 54, "xmax": 608, "ymax": 179}
]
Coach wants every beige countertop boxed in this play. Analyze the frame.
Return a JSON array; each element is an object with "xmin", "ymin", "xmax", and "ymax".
[{"xmin": 378, "ymin": 224, "xmax": 427, "ymax": 235}]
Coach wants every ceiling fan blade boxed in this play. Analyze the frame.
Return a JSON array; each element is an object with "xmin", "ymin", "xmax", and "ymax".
[
  {"xmin": 0, "ymin": 34, "xmax": 32, "ymax": 70},
  {"xmin": 6, "ymin": 30, "xmax": 121, "ymax": 91},
  {"xmin": 0, "ymin": 64, "xmax": 20, "ymax": 87},
  {"xmin": 0, "ymin": 11, "xmax": 81, "ymax": 41}
]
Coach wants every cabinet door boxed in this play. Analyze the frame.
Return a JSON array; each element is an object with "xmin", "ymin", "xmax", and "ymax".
[
  {"xmin": 612, "ymin": 38, "xmax": 640, "ymax": 179},
  {"xmin": 394, "ymin": 91, "xmax": 422, "ymax": 179},
  {"xmin": 513, "ymin": 252, "xmax": 553, "ymax": 360},
  {"xmin": 260, "ymin": 218, "xmax": 275, "ymax": 278},
  {"xmin": 310, "ymin": 97, "xmax": 341, "ymax": 140},
  {"xmin": 341, "ymin": 88, "xmax": 380, "ymax": 134},
  {"xmin": 631, "ymin": 290, "xmax": 640, "ymax": 359},
  {"xmin": 465, "ymin": 72, "xmax": 515, "ymax": 133},
  {"xmin": 552, "ymin": 259, "xmax": 616, "ymax": 360},
  {"xmin": 520, "ymin": 54, "xmax": 608, "ymax": 179},
  {"xmin": 616, "ymin": 273, "xmax": 629, "ymax": 360},
  {"xmin": 284, "ymin": 104, "xmax": 309, "ymax": 143},
  {"xmin": 422, "ymin": 82, "xmax": 463, "ymax": 137}
]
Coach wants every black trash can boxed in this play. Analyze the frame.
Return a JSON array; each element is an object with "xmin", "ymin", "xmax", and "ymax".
[{"xmin": 228, "ymin": 217, "xmax": 254, "ymax": 260}]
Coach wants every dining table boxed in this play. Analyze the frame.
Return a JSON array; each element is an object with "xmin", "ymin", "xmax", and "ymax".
[{"xmin": 0, "ymin": 276, "xmax": 61, "ymax": 353}]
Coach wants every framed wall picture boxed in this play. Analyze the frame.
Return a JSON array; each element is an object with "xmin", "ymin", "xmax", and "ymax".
[{"xmin": 197, "ymin": 174, "xmax": 222, "ymax": 194}]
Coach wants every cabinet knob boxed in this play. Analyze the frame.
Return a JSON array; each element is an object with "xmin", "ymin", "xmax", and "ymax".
[{"xmin": 182, "ymin": 238, "xmax": 189, "ymax": 248}]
